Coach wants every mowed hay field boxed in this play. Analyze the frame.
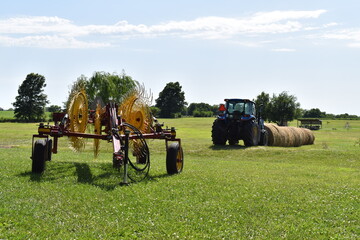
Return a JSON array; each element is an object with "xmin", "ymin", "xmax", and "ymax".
[{"xmin": 0, "ymin": 118, "xmax": 359, "ymax": 239}]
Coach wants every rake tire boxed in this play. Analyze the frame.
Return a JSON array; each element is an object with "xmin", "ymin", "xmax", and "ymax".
[
  {"xmin": 166, "ymin": 142, "xmax": 184, "ymax": 175},
  {"xmin": 32, "ymin": 139, "xmax": 47, "ymax": 173}
]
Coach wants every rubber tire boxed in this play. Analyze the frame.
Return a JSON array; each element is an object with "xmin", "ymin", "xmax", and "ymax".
[
  {"xmin": 243, "ymin": 123, "xmax": 259, "ymax": 147},
  {"xmin": 211, "ymin": 119, "xmax": 227, "ymax": 145},
  {"xmin": 47, "ymin": 139, "xmax": 53, "ymax": 161},
  {"xmin": 32, "ymin": 139, "xmax": 47, "ymax": 173},
  {"xmin": 259, "ymin": 130, "xmax": 268, "ymax": 146},
  {"xmin": 228, "ymin": 139, "xmax": 238, "ymax": 145},
  {"xmin": 166, "ymin": 142, "xmax": 184, "ymax": 175}
]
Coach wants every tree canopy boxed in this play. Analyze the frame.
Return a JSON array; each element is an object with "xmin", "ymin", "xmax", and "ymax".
[
  {"xmin": 187, "ymin": 102, "xmax": 217, "ymax": 117},
  {"xmin": 13, "ymin": 73, "xmax": 49, "ymax": 122},
  {"xmin": 155, "ymin": 82, "xmax": 186, "ymax": 118},
  {"xmin": 253, "ymin": 91, "xmax": 270, "ymax": 121},
  {"xmin": 65, "ymin": 71, "xmax": 136, "ymax": 109},
  {"xmin": 268, "ymin": 91, "xmax": 300, "ymax": 126}
]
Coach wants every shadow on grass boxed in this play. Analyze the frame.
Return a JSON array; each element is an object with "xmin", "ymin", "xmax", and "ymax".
[
  {"xmin": 209, "ymin": 144, "xmax": 247, "ymax": 150},
  {"xmin": 19, "ymin": 161, "xmax": 173, "ymax": 190},
  {"xmin": 19, "ymin": 162, "xmax": 122, "ymax": 191}
]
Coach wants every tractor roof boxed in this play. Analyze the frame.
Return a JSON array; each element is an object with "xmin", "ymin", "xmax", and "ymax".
[{"xmin": 224, "ymin": 98, "xmax": 255, "ymax": 104}]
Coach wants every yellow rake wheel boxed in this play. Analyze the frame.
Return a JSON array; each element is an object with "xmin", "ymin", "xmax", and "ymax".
[
  {"xmin": 93, "ymin": 103, "xmax": 102, "ymax": 158},
  {"xmin": 118, "ymin": 84, "xmax": 153, "ymax": 134},
  {"xmin": 68, "ymin": 90, "xmax": 88, "ymax": 133},
  {"xmin": 68, "ymin": 90, "xmax": 88, "ymax": 151}
]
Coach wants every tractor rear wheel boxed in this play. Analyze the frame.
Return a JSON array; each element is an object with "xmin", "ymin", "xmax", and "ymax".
[
  {"xmin": 243, "ymin": 123, "xmax": 259, "ymax": 147},
  {"xmin": 32, "ymin": 139, "xmax": 47, "ymax": 173},
  {"xmin": 166, "ymin": 142, "xmax": 184, "ymax": 174},
  {"xmin": 211, "ymin": 119, "xmax": 227, "ymax": 145}
]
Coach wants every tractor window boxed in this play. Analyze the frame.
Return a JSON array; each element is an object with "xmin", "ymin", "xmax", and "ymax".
[
  {"xmin": 227, "ymin": 102, "xmax": 244, "ymax": 114},
  {"xmin": 244, "ymin": 102, "xmax": 256, "ymax": 115}
]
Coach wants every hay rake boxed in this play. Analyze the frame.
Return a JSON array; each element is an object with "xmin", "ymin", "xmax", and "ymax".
[{"xmin": 31, "ymin": 89, "xmax": 183, "ymax": 184}]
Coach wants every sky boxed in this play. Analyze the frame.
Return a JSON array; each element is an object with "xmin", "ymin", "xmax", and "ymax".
[{"xmin": 1, "ymin": 0, "xmax": 360, "ymax": 115}]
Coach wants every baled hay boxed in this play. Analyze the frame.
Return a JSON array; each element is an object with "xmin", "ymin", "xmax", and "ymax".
[
  {"xmin": 288, "ymin": 127, "xmax": 302, "ymax": 147},
  {"xmin": 301, "ymin": 128, "xmax": 315, "ymax": 145},
  {"xmin": 278, "ymin": 127, "xmax": 295, "ymax": 147},
  {"xmin": 265, "ymin": 124, "xmax": 315, "ymax": 147},
  {"xmin": 265, "ymin": 124, "xmax": 280, "ymax": 146},
  {"xmin": 264, "ymin": 124, "xmax": 274, "ymax": 146}
]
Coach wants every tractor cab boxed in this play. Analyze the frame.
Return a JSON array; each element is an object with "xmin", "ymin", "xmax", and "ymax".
[
  {"xmin": 220, "ymin": 99, "xmax": 256, "ymax": 121},
  {"xmin": 213, "ymin": 98, "xmax": 268, "ymax": 146}
]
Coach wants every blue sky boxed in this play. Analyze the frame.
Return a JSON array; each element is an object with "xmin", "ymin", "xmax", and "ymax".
[{"xmin": 1, "ymin": 0, "xmax": 360, "ymax": 115}]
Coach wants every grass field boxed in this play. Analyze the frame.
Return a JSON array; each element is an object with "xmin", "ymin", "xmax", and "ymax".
[
  {"xmin": 0, "ymin": 111, "xmax": 52, "ymax": 122},
  {"xmin": 0, "ymin": 111, "xmax": 15, "ymax": 120},
  {"xmin": 0, "ymin": 118, "xmax": 359, "ymax": 239}
]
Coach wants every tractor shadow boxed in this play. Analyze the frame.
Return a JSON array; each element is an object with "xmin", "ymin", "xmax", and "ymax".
[{"xmin": 209, "ymin": 144, "xmax": 248, "ymax": 150}]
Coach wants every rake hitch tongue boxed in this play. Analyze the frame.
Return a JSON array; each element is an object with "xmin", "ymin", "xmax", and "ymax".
[{"xmin": 120, "ymin": 129, "xmax": 130, "ymax": 186}]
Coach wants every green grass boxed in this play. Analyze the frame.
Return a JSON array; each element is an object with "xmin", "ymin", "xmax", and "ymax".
[
  {"xmin": 0, "ymin": 111, "xmax": 15, "ymax": 120},
  {"xmin": 0, "ymin": 119, "xmax": 359, "ymax": 239},
  {"xmin": 0, "ymin": 111, "xmax": 52, "ymax": 122}
]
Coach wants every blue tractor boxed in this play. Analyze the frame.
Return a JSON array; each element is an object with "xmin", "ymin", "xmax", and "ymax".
[{"xmin": 211, "ymin": 99, "xmax": 268, "ymax": 146}]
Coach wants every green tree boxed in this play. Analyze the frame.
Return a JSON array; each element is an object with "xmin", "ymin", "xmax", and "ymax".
[
  {"xmin": 64, "ymin": 75, "xmax": 88, "ymax": 109},
  {"xmin": 268, "ymin": 91, "xmax": 300, "ymax": 126},
  {"xmin": 150, "ymin": 106, "xmax": 161, "ymax": 117},
  {"xmin": 253, "ymin": 91, "xmax": 270, "ymax": 121},
  {"xmin": 47, "ymin": 105, "xmax": 62, "ymax": 113},
  {"xmin": 188, "ymin": 102, "xmax": 214, "ymax": 117},
  {"xmin": 155, "ymin": 82, "xmax": 186, "ymax": 118},
  {"xmin": 86, "ymin": 71, "xmax": 136, "ymax": 107},
  {"xmin": 65, "ymin": 71, "xmax": 136, "ymax": 109},
  {"xmin": 13, "ymin": 73, "xmax": 49, "ymax": 122},
  {"xmin": 303, "ymin": 108, "xmax": 325, "ymax": 118}
]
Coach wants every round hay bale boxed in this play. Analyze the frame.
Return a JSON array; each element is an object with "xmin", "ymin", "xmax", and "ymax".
[
  {"xmin": 280, "ymin": 127, "xmax": 295, "ymax": 147},
  {"xmin": 274, "ymin": 125, "xmax": 287, "ymax": 147},
  {"xmin": 265, "ymin": 124, "xmax": 276, "ymax": 146},
  {"xmin": 288, "ymin": 127, "xmax": 301, "ymax": 147},
  {"xmin": 292, "ymin": 127, "xmax": 305, "ymax": 147},
  {"xmin": 265, "ymin": 124, "xmax": 282, "ymax": 146},
  {"xmin": 301, "ymin": 128, "xmax": 315, "ymax": 145}
]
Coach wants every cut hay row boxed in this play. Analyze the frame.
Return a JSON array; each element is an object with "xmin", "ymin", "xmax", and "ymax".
[{"xmin": 264, "ymin": 124, "xmax": 315, "ymax": 147}]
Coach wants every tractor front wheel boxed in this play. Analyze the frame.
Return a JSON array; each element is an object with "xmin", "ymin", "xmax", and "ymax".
[
  {"xmin": 166, "ymin": 142, "xmax": 184, "ymax": 174},
  {"xmin": 32, "ymin": 139, "xmax": 47, "ymax": 173}
]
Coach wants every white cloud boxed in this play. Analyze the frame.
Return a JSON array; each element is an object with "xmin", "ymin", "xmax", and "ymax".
[
  {"xmin": 271, "ymin": 48, "xmax": 296, "ymax": 52},
  {"xmin": 0, "ymin": 10, "xmax": 330, "ymax": 48},
  {"xmin": 321, "ymin": 29, "xmax": 360, "ymax": 47},
  {"xmin": 0, "ymin": 35, "xmax": 109, "ymax": 48}
]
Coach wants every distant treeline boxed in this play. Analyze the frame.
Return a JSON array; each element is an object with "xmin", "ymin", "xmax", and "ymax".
[{"xmin": 1, "ymin": 105, "xmax": 359, "ymax": 122}]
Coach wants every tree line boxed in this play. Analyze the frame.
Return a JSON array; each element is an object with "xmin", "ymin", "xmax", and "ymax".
[{"xmin": 7, "ymin": 72, "xmax": 360, "ymax": 122}]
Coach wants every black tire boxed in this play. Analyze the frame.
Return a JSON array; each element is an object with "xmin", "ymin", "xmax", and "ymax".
[
  {"xmin": 46, "ymin": 139, "xmax": 53, "ymax": 161},
  {"xmin": 211, "ymin": 119, "xmax": 227, "ymax": 145},
  {"xmin": 243, "ymin": 122, "xmax": 259, "ymax": 147},
  {"xmin": 166, "ymin": 142, "xmax": 184, "ymax": 175},
  {"xmin": 259, "ymin": 130, "xmax": 268, "ymax": 146},
  {"xmin": 32, "ymin": 139, "xmax": 47, "ymax": 173},
  {"xmin": 228, "ymin": 139, "xmax": 239, "ymax": 145}
]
